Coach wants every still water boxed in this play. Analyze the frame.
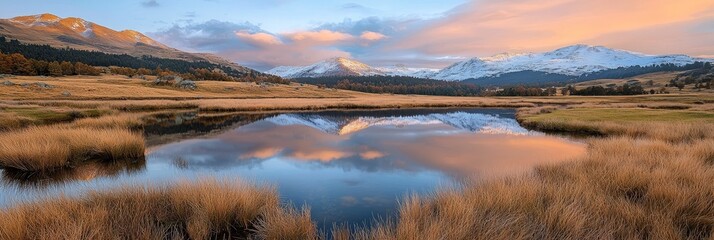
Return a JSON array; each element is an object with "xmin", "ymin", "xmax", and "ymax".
[{"xmin": 0, "ymin": 108, "xmax": 585, "ymax": 229}]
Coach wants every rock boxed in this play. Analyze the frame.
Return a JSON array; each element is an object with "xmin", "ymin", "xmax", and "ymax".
[
  {"xmin": 154, "ymin": 75, "xmax": 182, "ymax": 86},
  {"xmin": 61, "ymin": 91, "xmax": 71, "ymax": 97},
  {"xmin": 176, "ymin": 79, "xmax": 197, "ymax": 90},
  {"xmin": 33, "ymin": 82, "xmax": 53, "ymax": 89},
  {"xmin": 20, "ymin": 83, "xmax": 30, "ymax": 88},
  {"xmin": 2, "ymin": 80, "xmax": 14, "ymax": 86}
]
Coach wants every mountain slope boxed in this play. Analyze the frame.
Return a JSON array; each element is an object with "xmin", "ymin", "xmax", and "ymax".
[
  {"xmin": 0, "ymin": 13, "xmax": 252, "ymax": 73},
  {"xmin": 432, "ymin": 44, "xmax": 705, "ymax": 81}
]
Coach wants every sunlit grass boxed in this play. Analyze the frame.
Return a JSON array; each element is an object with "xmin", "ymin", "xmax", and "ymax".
[
  {"xmin": 527, "ymin": 108, "xmax": 714, "ymax": 122},
  {"xmin": 0, "ymin": 126, "xmax": 145, "ymax": 171},
  {"xmin": 0, "ymin": 179, "xmax": 317, "ymax": 239}
]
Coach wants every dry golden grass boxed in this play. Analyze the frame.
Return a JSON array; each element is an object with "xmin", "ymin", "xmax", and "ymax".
[
  {"xmin": 0, "ymin": 112, "xmax": 32, "ymax": 131},
  {"xmin": 70, "ymin": 114, "xmax": 143, "ymax": 130},
  {"xmin": 518, "ymin": 106, "xmax": 714, "ymax": 142},
  {"xmin": 0, "ymin": 75, "xmax": 353, "ymax": 100},
  {"xmin": 0, "ymin": 179, "xmax": 317, "ymax": 239},
  {"xmin": 346, "ymin": 137, "xmax": 714, "ymax": 239},
  {"xmin": 0, "ymin": 126, "xmax": 145, "ymax": 171}
]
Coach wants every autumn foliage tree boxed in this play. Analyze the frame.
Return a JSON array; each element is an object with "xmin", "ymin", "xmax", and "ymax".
[{"xmin": 48, "ymin": 61, "xmax": 62, "ymax": 76}]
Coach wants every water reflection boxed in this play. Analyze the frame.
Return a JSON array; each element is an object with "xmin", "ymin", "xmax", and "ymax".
[
  {"xmin": 0, "ymin": 108, "xmax": 585, "ymax": 229},
  {"xmin": 2, "ymin": 159, "xmax": 146, "ymax": 189}
]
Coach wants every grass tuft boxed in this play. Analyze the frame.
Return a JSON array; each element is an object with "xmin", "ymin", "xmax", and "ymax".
[{"xmin": 0, "ymin": 126, "xmax": 145, "ymax": 171}]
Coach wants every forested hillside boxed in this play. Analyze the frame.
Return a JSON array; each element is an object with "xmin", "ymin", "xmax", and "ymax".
[
  {"xmin": 294, "ymin": 76, "xmax": 482, "ymax": 96},
  {"xmin": 0, "ymin": 36, "xmax": 259, "ymax": 78}
]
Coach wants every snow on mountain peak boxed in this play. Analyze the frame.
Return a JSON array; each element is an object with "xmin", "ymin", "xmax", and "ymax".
[
  {"xmin": 431, "ymin": 44, "xmax": 702, "ymax": 81},
  {"xmin": 480, "ymin": 52, "xmax": 530, "ymax": 62},
  {"xmin": 267, "ymin": 57, "xmax": 385, "ymax": 78},
  {"xmin": 10, "ymin": 13, "xmax": 61, "ymax": 26}
]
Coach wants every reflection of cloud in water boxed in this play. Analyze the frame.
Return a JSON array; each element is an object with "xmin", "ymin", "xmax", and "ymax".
[
  {"xmin": 149, "ymin": 113, "xmax": 584, "ymax": 180},
  {"xmin": 386, "ymin": 134, "xmax": 586, "ymax": 179}
]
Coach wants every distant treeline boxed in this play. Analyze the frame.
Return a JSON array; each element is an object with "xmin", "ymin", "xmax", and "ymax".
[
  {"xmin": 669, "ymin": 62, "xmax": 713, "ymax": 90},
  {"xmin": 0, "ymin": 51, "xmax": 102, "ymax": 76},
  {"xmin": 462, "ymin": 71, "xmax": 574, "ymax": 87},
  {"xmin": 464, "ymin": 62, "xmax": 709, "ymax": 87},
  {"xmin": 294, "ymin": 76, "xmax": 483, "ymax": 96},
  {"xmin": 576, "ymin": 62, "xmax": 707, "ymax": 81},
  {"xmin": 567, "ymin": 84, "xmax": 647, "ymax": 96},
  {"xmin": 488, "ymin": 86, "xmax": 558, "ymax": 96}
]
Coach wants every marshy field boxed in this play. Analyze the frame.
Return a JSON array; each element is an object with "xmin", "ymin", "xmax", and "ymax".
[{"xmin": 1, "ymin": 74, "xmax": 713, "ymax": 239}]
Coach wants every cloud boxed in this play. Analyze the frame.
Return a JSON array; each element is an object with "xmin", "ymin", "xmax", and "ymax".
[
  {"xmin": 235, "ymin": 31, "xmax": 283, "ymax": 45},
  {"xmin": 340, "ymin": 3, "xmax": 378, "ymax": 14},
  {"xmin": 360, "ymin": 31, "xmax": 386, "ymax": 41},
  {"xmin": 150, "ymin": 21, "xmax": 361, "ymax": 70},
  {"xmin": 286, "ymin": 30, "xmax": 354, "ymax": 42},
  {"xmin": 396, "ymin": 0, "xmax": 714, "ymax": 57},
  {"xmin": 141, "ymin": 0, "xmax": 160, "ymax": 7},
  {"xmin": 149, "ymin": 20, "xmax": 264, "ymax": 52}
]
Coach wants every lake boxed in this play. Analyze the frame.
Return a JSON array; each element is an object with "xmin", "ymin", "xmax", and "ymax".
[{"xmin": 0, "ymin": 108, "xmax": 585, "ymax": 230}]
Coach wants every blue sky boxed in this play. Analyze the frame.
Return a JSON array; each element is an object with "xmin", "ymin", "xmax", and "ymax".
[
  {"xmin": 1, "ymin": 0, "xmax": 713, "ymax": 70},
  {"xmin": 0, "ymin": 0, "xmax": 466, "ymax": 33}
]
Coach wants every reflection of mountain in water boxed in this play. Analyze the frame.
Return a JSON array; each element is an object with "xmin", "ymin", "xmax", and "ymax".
[{"xmin": 266, "ymin": 111, "xmax": 534, "ymax": 136}]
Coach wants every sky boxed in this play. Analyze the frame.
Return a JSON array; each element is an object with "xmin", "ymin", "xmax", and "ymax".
[{"xmin": 1, "ymin": 0, "xmax": 713, "ymax": 70}]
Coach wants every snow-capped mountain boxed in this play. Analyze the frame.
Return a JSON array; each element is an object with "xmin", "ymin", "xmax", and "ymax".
[
  {"xmin": 431, "ymin": 44, "xmax": 705, "ymax": 81},
  {"xmin": 267, "ymin": 57, "xmax": 384, "ymax": 78},
  {"xmin": 267, "ymin": 57, "xmax": 439, "ymax": 78},
  {"xmin": 265, "ymin": 112, "xmax": 535, "ymax": 136},
  {"xmin": 376, "ymin": 64, "xmax": 440, "ymax": 79}
]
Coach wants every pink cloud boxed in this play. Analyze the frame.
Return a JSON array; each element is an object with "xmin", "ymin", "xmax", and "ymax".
[
  {"xmin": 394, "ymin": 0, "xmax": 714, "ymax": 57},
  {"xmin": 235, "ymin": 31, "xmax": 283, "ymax": 45},
  {"xmin": 360, "ymin": 31, "xmax": 387, "ymax": 41},
  {"xmin": 286, "ymin": 30, "xmax": 354, "ymax": 42}
]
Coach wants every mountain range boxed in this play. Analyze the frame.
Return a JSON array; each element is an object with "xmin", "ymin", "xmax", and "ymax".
[
  {"xmin": 0, "ymin": 13, "xmax": 252, "ymax": 73},
  {"xmin": 268, "ymin": 45, "xmax": 711, "ymax": 81}
]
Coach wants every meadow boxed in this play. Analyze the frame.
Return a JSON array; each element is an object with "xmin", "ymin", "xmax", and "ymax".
[{"xmin": 0, "ymin": 74, "xmax": 713, "ymax": 239}]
